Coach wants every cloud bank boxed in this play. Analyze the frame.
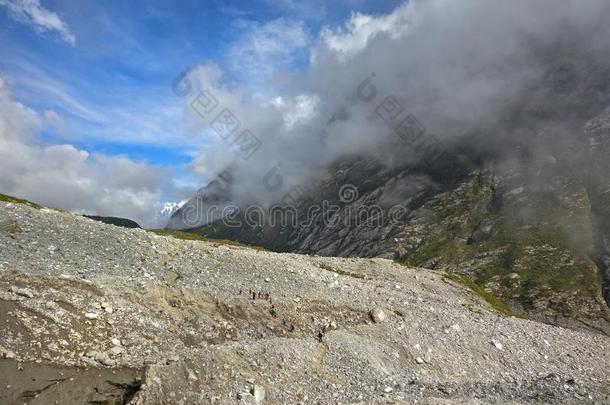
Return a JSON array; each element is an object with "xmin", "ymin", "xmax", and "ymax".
[
  {"xmin": 180, "ymin": 0, "xmax": 610, "ymax": 214},
  {"xmin": 0, "ymin": 79, "xmax": 172, "ymax": 228}
]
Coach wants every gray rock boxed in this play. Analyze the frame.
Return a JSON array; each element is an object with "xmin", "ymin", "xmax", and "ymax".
[
  {"xmin": 109, "ymin": 346, "xmax": 124, "ymax": 357},
  {"xmin": 187, "ymin": 369, "xmax": 198, "ymax": 382},
  {"xmin": 253, "ymin": 385, "xmax": 265, "ymax": 403},
  {"xmin": 238, "ymin": 392, "xmax": 256, "ymax": 404},
  {"xmin": 369, "ymin": 307, "xmax": 387, "ymax": 323},
  {"xmin": 3, "ymin": 350, "xmax": 16, "ymax": 359},
  {"xmin": 10, "ymin": 286, "xmax": 35, "ymax": 298}
]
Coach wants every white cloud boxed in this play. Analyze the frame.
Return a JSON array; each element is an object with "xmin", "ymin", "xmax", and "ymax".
[
  {"xmin": 16, "ymin": 73, "xmax": 104, "ymax": 124},
  {"xmin": 270, "ymin": 94, "xmax": 320, "ymax": 130},
  {"xmin": 0, "ymin": 0, "xmax": 76, "ymax": 45},
  {"xmin": 5, "ymin": 55, "xmax": 191, "ymax": 148},
  {"xmin": 176, "ymin": 0, "xmax": 610, "ymax": 219},
  {"xmin": 0, "ymin": 80, "xmax": 173, "ymax": 228},
  {"xmin": 43, "ymin": 109, "xmax": 65, "ymax": 134},
  {"xmin": 318, "ymin": 9, "xmax": 410, "ymax": 61},
  {"xmin": 228, "ymin": 17, "xmax": 310, "ymax": 91},
  {"xmin": 260, "ymin": 0, "xmax": 329, "ymax": 21}
]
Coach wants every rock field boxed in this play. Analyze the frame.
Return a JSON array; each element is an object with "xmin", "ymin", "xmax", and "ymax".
[{"xmin": 1, "ymin": 201, "xmax": 609, "ymax": 404}]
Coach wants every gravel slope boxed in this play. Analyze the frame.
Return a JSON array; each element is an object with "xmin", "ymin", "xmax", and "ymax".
[{"xmin": 1, "ymin": 201, "xmax": 609, "ymax": 404}]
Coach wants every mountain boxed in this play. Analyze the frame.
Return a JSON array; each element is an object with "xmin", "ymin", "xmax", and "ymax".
[
  {"xmin": 159, "ymin": 201, "xmax": 186, "ymax": 218},
  {"xmin": 2, "ymin": 198, "xmax": 610, "ymax": 403},
  {"xmin": 167, "ymin": 51, "xmax": 610, "ymax": 334}
]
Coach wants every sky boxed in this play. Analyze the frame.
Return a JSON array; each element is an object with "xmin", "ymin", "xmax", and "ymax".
[
  {"xmin": 0, "ymin": 0, "xmax": 402, "ymax": 226},
  {"xmin": 1, "ymin": 0, "xmax": 608, "ymax": 229}
]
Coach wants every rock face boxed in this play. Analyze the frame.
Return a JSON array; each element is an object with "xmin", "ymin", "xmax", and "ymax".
[
  {"xmin": 584, "ymin": 107, "xmax": 610, "ymax": 308},
  {"xmin": 2, "ymin": 201, "xmax": 610, "ymax": 403},
  {"xmin": 167, "ymin": 53, "xmax": 610, "ymax": 334}
]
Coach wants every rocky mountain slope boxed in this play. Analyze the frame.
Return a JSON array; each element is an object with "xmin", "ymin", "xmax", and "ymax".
[
  {"xmin": 167, "ymin": 53, "xmax": 610, "ymax": 335},
  {"xmin": 2, "ymin": 199, "xmax": 610, "ymax": 404}
]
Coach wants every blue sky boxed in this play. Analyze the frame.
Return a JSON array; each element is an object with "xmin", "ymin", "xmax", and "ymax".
[
  {"xmin": 0, "ymin": 0, "xmax": 401, "ymax": 180},
  {"xmin": 0, "ymin": 0, "xmax": 404, "ymax": 225}
]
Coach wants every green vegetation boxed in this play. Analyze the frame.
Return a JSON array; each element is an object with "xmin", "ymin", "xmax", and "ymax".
[
  {"xmin": 151, "ymin": 229, "xmax": 207, "ymax": 241},
  {"xmin": 0, "ymin": 193, "xmax": 43, "ymax": 209},
  {"xmin": 443, "ymin": 273, "xmax": 520, "ymax": 317},
  {"xmin": 397, "ymin": 169, "xmax": 604, "ymax": 320},
  {"xmin": 318, "ymin": 263, "xmax": 365, "ymax": 279},
  {"xmin": 149, "ymin": 229, "xmax": 267, "ymax": 251},
  {"xmin": 85, "ymin": 215, "xmax": 140, "ymax": 229},
  {"xmin": 399, "ymin": 171, "xmax": 495, "ymax": 267}
]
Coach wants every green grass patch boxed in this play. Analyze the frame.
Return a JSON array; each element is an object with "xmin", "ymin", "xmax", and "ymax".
[
  {"xmin": 318, "ymin": 263, "xmax": 365, "ymax": 279},
  {"xmin": 398, "ymin": 238, "xmax": 446, "ymax": 266},
  {"xmin": 149, "ymin": 229, "xmax": 267, "ymax": 251},
  {"xmin": 443, "ymin": 272, "xmax": 521, "ymax": 317},
  {"xmin": 0, "ymin": 193, "xmax": 43, "ymax": 209}
]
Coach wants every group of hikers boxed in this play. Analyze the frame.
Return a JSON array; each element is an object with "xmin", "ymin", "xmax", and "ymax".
[
  {"xmin": 238, "ymin": 287, "xmax": 297, "ymax": 333},
  {"xmin": 240, "ymin": 288, "xmax": 272, "ymax": 302},
  {"xmin": 237, "ymin": 287, "xmax": 331, "ymax": 341}
]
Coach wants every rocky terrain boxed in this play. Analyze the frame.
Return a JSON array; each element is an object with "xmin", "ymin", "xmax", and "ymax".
[
  {"xmin": 2, "ymin": 199, "xmax": 610, "ymax": 404},
  {"xmin": 167, "ymin": 53, "xmax": 610, "ymax": 335}
]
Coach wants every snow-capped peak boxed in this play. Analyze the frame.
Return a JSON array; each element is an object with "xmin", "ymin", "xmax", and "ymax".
[{"xmin": 160, "ymin": 200, "xmax": 186, "ymax": 217}]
